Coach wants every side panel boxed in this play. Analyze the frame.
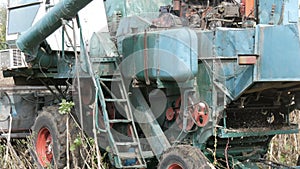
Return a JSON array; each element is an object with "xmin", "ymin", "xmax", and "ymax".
[
  {"xmin": 0, "ymin": 91, "xmax": 54, "ymax": 134},
  {"xmin": 197, "ymin": 28, "xmax": 256, "ymax": 100},
  {"xmin": 215, "ymin": 28, "xmax": 255, "ymax": 56},
  {"xmin": 255, "ymin": 24, "xmax": 300, "ymax": 81}
]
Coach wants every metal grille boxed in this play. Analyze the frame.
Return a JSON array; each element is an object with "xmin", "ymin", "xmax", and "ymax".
[
  {"xmin": 12, "ymin": 49, "xmax": 23, "ymax": 67},
  {"xmin": 0, "ymin": 49, "xmax": 27, "ymax": 70}
]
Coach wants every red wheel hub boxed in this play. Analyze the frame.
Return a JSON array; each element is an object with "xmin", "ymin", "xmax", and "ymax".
[
  {"xmin": 168, "ymin": 163, "xmax": 183, "ymax": 169},
  {"xmin": 36, "ymin": 127, "xmax": 53, "ymax": 167}
]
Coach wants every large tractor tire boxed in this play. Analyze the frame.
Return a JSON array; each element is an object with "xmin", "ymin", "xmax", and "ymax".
[
  {"xmin": 31, "ymin": 106, "xmax": 81, "ymax": 168},
  {"xmin": 157, "ymin": 145, "xmax": 211, "ymax": 169}
]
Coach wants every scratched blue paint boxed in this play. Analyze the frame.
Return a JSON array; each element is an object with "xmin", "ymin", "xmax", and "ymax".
[
  {"xmin": 215, "ymin": 28, "xmax": 255, "ymax": 57},
  {"xmin": 258, "ymin": 0, "xmax": 298, "ymax": 25},
  {"xmin": 197, "ymin": 28, "xmax": 256, "ymax": 100},
  {"xmin": 254, "ymin": 24, "xmax": 300, "ymax": 81},
  {"xmin": 196, "ymin": 30, "xmax": 214, "ymax": 58}
]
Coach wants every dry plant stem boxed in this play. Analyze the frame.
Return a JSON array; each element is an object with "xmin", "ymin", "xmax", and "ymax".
[
  {"xmin": 213, "ymin": 126, "xmax": 218, "ymax": 165},
  {"xmin": 4, "ymin": 114, "xmax": 12, "ymax": 168},
  {"xmin": 8, "ymin": 142, "xmax": 25, "ymax": 168},
  {"xmin": 80, "ymin": 144, "xmax": 91, "ymax": 169},
  {"xmin": 66, "ymin": 115, "xmax": 70, "ymax": 169},
  {"xmin": 2, "ymin": 115, "xmax": 26, "ymax": 168},
  {"xmin": 225, "ymin": 138, "xmax": 230, "ymax": 169},
  {"xmin": 294, "ymin": 133, "xmax": 298, "ymax": 161},
  {"xmin": 269, "ymin": 141, "xmax": 273, "ymax": 169},
  {"xmin": 93, "ymin": 102, "xmax": 103, "ymax": 169},
  {"xmin": 277, "ymin": 135, "xmax": 281, "ymax": 162},
  {"xmin": 69, "ymin": 114, "xmax": 93, "ymax": 168}
]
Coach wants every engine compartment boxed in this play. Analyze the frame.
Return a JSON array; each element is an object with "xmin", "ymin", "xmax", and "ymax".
[{"xmin": 156, "ymin": 0, "xmax": 255, "ymax": 29}]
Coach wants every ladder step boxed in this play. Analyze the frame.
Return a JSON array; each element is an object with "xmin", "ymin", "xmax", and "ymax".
[
  {"xmin": 118, "ymin": 152, "xmax": 141, "ymax": 159},
  {"xmin": 117, "ymin": 151, "xmax": 153, "ymax": 159},
  {"xmin": 109, "ymin": 119, "xmax": 132, "ymax": 123},
  {"xmin": 100, "ymin": 78, "xmax": 122, "ymax": 82},
  {"xmin": 115, "ymin": 142, "xmax": 138, "ymax": 146},
  {"xmin": 105, "ymin": 98, "xmax": 127, "ymax": 102},
  {"xmin": 142, "ymin": 151, "xmax": 154, "ymax": 158},
  {"xmin": 122, "ymin": 164, "xmax": 147, "ymax": 169},
  {"xmin": 96, "ymin": 128, "xmax": 107, "ymax": 133},
  {"xmin": 96, "ymin": 59, "xmax": 147, "ymax": 168}
]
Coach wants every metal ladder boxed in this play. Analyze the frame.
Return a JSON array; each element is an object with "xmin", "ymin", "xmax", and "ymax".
[{"xmin": 95, "ymin": 59, "xmax": 147, "ymax": 168}]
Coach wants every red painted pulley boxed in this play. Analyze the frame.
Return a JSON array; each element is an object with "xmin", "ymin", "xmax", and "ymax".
[
  {"xmin": 193, "ymin": 102, "xmax": 209, "ymax": 127},
  {"xmin": 165, "ymin": 97, "xmax": 181, "ymax": 121},
  {"xmin": 166, "ymin": 107, "xmax": 175, "ymax": 121},
  {"xmin": 175, "ymin": 96, "xmax": 210, "ymax": 130}
]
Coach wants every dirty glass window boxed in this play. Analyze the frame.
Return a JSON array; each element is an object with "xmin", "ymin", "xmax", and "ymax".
[
  {"xmin": 105, "ymin": 0, "xmax": 172, "ymax": 18},
  {"xmin": 105, "ymin": 0, "xmax": 172, "ymax": 34},
  {"xmin": 9, "ymin": 0, "xmax": 40, "ymax": 7},
  {"xmin": 7, "ymin": 3, "xmax": 40, "ymax": 34}
]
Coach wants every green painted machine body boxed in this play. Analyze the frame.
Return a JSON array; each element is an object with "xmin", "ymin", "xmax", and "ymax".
[{"xmin": 121, "ymin": 28, "xmax": 198, "ymax": 82}]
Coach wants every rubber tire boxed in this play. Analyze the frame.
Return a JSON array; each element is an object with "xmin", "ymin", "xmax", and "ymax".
[
  {"xmin": 31, "ymin": 106, "xmax": 80, "ymax": 168},
  {"xmin": 157, "ymin": 145, "xmax": 211, "ymax": 169}
]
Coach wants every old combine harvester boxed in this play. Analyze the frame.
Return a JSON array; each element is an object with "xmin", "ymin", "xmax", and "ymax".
[{"xmin": 1, "ymin": 0, "xmax": 300, "ymax": 168}]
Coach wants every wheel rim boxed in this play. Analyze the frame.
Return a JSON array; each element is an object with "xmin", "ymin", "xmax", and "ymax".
[
  {"xmin": 36, "ymin": 127, "xmax": 53, "ymax": 167},
  {"xmin": 168, "ymin": 163, "xmax": 183, "ymax": 169}
]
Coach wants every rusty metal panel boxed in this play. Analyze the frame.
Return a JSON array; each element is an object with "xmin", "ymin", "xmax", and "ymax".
[{"xmin": 245, "ymin": 0, "xmax": 255, "ymax": 17}]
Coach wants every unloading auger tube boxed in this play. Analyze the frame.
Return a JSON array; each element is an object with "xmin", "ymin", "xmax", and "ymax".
[{"xmin": 16, "ymin": 0, "xmax": 93, "ymax": 56}]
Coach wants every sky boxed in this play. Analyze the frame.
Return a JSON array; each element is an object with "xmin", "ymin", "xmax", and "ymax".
[
  {"xmin": 0, "ymin": 0, "xmax": 7, "ymax": 5},
  {"xmin": 0, "ymin": 0, "xmax": 7, "ymax": 7}
]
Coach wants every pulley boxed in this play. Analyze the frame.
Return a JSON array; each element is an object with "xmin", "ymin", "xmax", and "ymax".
[
  {"xmin": 175, "ymin": 96, "xmax": 210, "ymax": 131},
  {"xmin": 193, "ymin": 102, "xmax": 209, "ymax": 127}
]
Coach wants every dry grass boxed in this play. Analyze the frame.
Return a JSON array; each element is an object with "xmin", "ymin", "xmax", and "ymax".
[
  {"xmin": 267, "ymin": 111, "xmax": 300, "ymax": 166},
  {"xmin": 0, "ymin": 116, "xmax": 107, "ymax": 169},
  {"xmin": 0, "ymin": 139, "xmax": 34, "ymax": 169},
  {"xmin": 1, "ymin": 114, "xmax": 299, "ymax": 168}
]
